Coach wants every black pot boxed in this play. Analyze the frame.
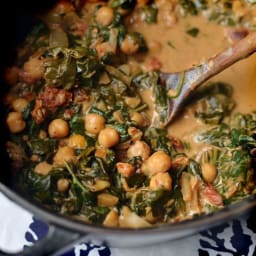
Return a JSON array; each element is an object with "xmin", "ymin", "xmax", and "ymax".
[{"xmin": 0, "ymin": 2, "xmax": 255, "ymax": 255}]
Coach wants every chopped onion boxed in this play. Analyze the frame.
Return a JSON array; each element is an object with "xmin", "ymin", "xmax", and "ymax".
[{"xmin": 119, "ymin": 206, "xmax": 152, "ymax": 228}]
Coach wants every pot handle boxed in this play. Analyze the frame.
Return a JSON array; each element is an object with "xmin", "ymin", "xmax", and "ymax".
[
  {"xmin": 20, "ymin": 225, "xmax": 84, "ymax": 256},
  {"xmin": 0, "ymin": 183, "xmax": 90, "ymax": 256},
  {"xmin": 0, "ymin": 219, "xmax": 89, "ymax": 256}
]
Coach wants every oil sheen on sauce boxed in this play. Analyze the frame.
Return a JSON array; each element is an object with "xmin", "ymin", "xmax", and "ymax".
[{"xmin": 128, "ymin": 11, "xmax": 256, "ymax": 156}]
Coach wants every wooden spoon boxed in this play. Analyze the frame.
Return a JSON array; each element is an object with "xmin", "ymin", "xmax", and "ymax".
[{"xmin": 156, "ymin": 32, "xmax": 256, "ymax": 127}]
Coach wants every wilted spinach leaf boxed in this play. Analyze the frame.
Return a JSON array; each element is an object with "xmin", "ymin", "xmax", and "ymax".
[
  {"xmin": 70, "ymin": 115, "xmax": 85, "ymax": 135},
  {"xmin": 27, "ymin": 138, "xmax": 56, "ymax": 155},
  {"xmin": 140, "ymin": 5, "xmax": 158, "ymax": 24},
  {"xmin": 44, "ymin": 50, "xmax": 77, "ymax": 90},
  {"xmin": 144, "ymin": 127, "xmax": 174, "ymax": 155},
  {"xmin": 26, "ymin": 171, "xmax": 51, "ymax": 202}
]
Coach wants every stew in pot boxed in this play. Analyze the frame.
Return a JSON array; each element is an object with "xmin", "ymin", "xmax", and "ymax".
[{"xmin": 3, "ymin": 0, "xmax": 256, "ymax": 228}]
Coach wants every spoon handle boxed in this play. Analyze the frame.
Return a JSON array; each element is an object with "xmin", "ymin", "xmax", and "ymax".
[
  {"xmin": 196, "ymin": 31, "xmax": 256, "ymax": 85},
  {"xmin": 164, "ymin": 32, "xmax": 256, "ymax": 126}
]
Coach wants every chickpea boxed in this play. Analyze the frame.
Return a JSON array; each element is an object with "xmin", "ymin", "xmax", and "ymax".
[
  {"xmin": 34, "ymin": 161, "xmax": 52, "ymax": 176},
  {"xmin": 116, "ymin": 162, "xmax": 135, "ymax": 177},
  {"xmin": 142, "ymin": 151, "xmax": 172, "ymax": 176},
  {"xmin": 98, "ymin": 127, "xmax": 120, "ymax": 148},
  {"xmin": 149, "ymin": 172, "xmax": 172, "ymax": 191},
  {"xmin": 48, "ymin": 118, "xmax": 69, "ymax": 139},
  {"xmin": 68, "ymin": 134, "xmax": 87, "ymax": 149},
  {"xmin": 57, "ymin": 178, "xmax": 70, "ymax": 192},
  {"xmin": 85, "ymin": 113, "xmax": 105, "ymax": 134},
  {"xmin": 53, "ymin": 146, "xmax": 76, "ymax": 166},
  {"xmin": 23, "ymin": 56, "xmax": 44, "ymax": 81},
  {"xmin": 201, "ymin": 163, "xmax": 217, "ymax": 183},
  {"xmin": 96, "ymin": 6, "xmax": 115, "ymax": 27},
  {"xmin": 130, "ymin": 112, "xmax": 145, "ymax": 126},
  {"xmin": 12, "ymin": 98, "xmax": 28, "ymax": 112},
  {"xmin": 6, "ymin": 111, "xmax": 26, "ymax": 133},
  {"xmin": 120, "ymin": 36, "xmax": 139, "ymax": 55},
  {"xmin": 127, "ymin": 140, "xmax": 150, "ymax": 161}
]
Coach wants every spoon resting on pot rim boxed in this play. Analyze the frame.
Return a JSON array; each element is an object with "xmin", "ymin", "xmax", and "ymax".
[{"xmin": 154, "ymin": 31, "xmax": 256, "ymax": 127}]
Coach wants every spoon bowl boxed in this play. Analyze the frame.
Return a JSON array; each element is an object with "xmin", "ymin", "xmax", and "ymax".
[{"xmin": 156, "ymin": 31, "xmax": 256, "ymax": 127}]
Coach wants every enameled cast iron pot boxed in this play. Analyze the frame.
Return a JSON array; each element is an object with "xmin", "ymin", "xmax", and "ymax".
[{"xmin": 0, "ymin": 2, "xmax": 255, "ymax": 255}]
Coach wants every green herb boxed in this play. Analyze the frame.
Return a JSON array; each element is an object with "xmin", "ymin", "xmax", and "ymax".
[
  {"xmin": 126, "ymin": 173, "xmax": 148, "ymax": 188},
  {"xmin": 179, "ymin": 0, "xmax": 198, "ymax": 15},
  {"xmin": 132, "ymin": 193, "xmax": 147, "ymax": 215},
  {"xmin": 167, "ymin": 72, "xmax": 185, "ymax": 98},
  {"xmin": 144, "ymin": 127, "xmax": 174, "ymax": 155},
  {"xmin": 195, "ymin": 94, "xmax": 235, "ymax": 124},
  {"xmin": 152, "ymin": 77, "xmax": 168, "ymax": 122},
  {"xmin": 196, "ymin": 123, "xmax": 231, "ymax": 147},
  {"xmin": 213, "ymin": 148, "xmax": 250, "ymax": 200},
  {"xmin": 188, "ymin": 159, "xmax": 202, "ymax": 178},
  {"xmin": 77, "ymin": 55, "xmax": 102, "ymax": 88},
  {"xmin": 140, "ymin": 5, "xmax": 158, "ymax": 24},
  {"xmin": 223, "ymin": 1, "xmax": 233, "ymax": 9},
  {"xmin": 133, "ymin": 71, "xmax": 158, "ymax": 89},
  {"xmin": 133, "ymin": 72, "xmax": 169, "ymax": 123},
  {"xmin": 82, "ymin": 206, "xmax": 110, "ymax": 224},
  {"xmin": 70, "ymin": 115, "xmax": 85, "ymax": 135},
  {"xmin": 123, "ymin": 32, "xmax": 148, "ymax": 52},
  {"xmin": 61, "ymin": 182, "xmax": 95, "ymax": 214},
  {"xmin": 179, "ymin": 0, "xmax": 208, "ymax": 15},
  {"xmin": 44, "ymin": 50, "xmax": 77, "ymax": 90},
  {"xmin": 105, "ymin": 65, "xmax": 131, "ymax": 86},
  {"xmin": 110, "ymin": 0, "xmax": 136, "ymax": 10},
  {"xmin": 167, "ymin": 41, "xmax": 176, "ymax": 49},
  {"xmin": 186, "ymin": 27, "xmax": 200, "ymax": 37},
  {"xmin": 26, "ymin": 171, "xmax": 52, "ymax": 202},
  {"xmin": 193, "ymin": 82, "xmax": 235, "ymax": 124},
  {"xmin": 65, "ymin": 163, "xmax": 90, "ymax": 193},
  {"xmin": 27, "ymin": 138, "xmax": 56, "ymax": 156},
  {"xmin": 110, "ymin": 123, "xmax": 130, "ymax": 142}
]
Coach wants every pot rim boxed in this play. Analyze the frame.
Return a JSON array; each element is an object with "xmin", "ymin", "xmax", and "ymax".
[{"xmin": 1, "ymin": 182, "xmax": 255, "ymax": 237}]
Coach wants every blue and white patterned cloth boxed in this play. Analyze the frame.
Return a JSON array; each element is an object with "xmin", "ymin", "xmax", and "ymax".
[{"xmin": 0, "ymin": 192, "xmax": 255, "ymax": 256}]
